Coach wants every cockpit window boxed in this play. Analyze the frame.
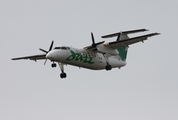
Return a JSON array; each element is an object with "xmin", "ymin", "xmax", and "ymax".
[
  {"xmin": 54, "ymin": 47, "xmax": 61, "ymax": 49},
  {"xmin": 61, "ymin": 47, "xmax": 67, "ymax": 50},
  {"xmin": 54, "ymin": 47, "xmax": 67, "ymax": 50}
]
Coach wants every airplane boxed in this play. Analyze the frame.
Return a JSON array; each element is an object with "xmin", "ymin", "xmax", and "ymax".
[{"xmin": 12, "ymin": 29, "xmax": 160, "ymax": 79}]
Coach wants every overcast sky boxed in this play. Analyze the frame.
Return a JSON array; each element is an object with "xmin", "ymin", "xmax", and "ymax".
[{"xmin": 1, "ymin": 0, "xmax": 178, "ymax": 120}]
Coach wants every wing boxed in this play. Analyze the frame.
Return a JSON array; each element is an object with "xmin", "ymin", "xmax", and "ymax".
[
  {"xmin": 101, "ymin": 29, "xmax": 148, "ymax": 38},
  {"xmin": 105, "ymin": 33, "xmax": 160, "ymax": 48},
  {"xmin": 11, "ymin": 54, "xmax": 46, "ymax": 61}
]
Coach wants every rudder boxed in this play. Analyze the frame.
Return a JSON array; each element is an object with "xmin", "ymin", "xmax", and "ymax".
[{"xmin": 117, "ymin": 46, "xmax": 128, "ymax": 61}]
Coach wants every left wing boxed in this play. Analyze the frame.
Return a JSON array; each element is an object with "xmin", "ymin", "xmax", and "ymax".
[
  {"xmin": 12, "ymin": 54, "xmax": 46, "ymax": 61},
  {"xmin": 105, "ymin": 33, "xmax": 160, "ymax": 48},
  {"xmin": 12, "ymin": 41, "xmax": 55, "ymax": 61}
]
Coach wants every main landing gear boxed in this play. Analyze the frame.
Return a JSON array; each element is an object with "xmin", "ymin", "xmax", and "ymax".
[
  {"xmin": 103, "ymin": 54, "xmax": 112, "ymax": 71},
  {"xmin": 105, "ymin": 63, "xmax": 112, "ymax": 71},
  {"xmin": 51, "ymin": 62, "xmax": 67, "ymax": 79},
  {"xmin": 60, "ymin": 72, "xmax": 67, "ymax": 78},
  {"xmin": 51, "ymin": 62, "xmax": 57, "ymax": 68}
]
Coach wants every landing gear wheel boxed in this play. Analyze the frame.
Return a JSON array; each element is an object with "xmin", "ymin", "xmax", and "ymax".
[
  {"xmin": 105, "ymin": 65, "xmax": 112, "ymax": 71},
  {"xmin": 51, "ymin": 63, "xmax": 57, "ymax": 68},
  {"xmin": 60, "ymin": 72, "xmax": 67, "ymax": 78}
]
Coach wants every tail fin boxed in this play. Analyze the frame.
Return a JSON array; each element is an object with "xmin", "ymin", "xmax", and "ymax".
[
  {"xmin": 117, "ymin": 33, "xmax": 129, "ymax": 61},
  {"xmin": 117, "ymin": 46, "xmax": 128, "ymax": 61},
  {"xmin": 116, "ymin": 32, "xmax": 129, "ymax": 41},
  {"xmin": 102, "ymin": 29, "xmax": 148, "ymax": 61}
]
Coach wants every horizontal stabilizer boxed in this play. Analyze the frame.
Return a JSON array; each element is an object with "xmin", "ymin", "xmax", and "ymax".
[{"xmin": 102, "ymin": 29, "xmax": 148, "ymax": 38}]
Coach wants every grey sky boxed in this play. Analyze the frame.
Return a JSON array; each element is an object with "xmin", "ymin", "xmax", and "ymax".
[{"xmin": 1, "ymin": 0, "xmax": 178, "ymax": 120}]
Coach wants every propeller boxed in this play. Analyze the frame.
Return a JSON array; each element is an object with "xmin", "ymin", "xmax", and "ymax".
[
  {"xmin": 90, "ymin": 32, "xmax": 104, "ymax": 48},
  {"xmin": 39, "ymin": 40, "xmax": 54, "ymax": 65},
  {"xmin": 91, "ymin": 32, "xmax": 96, "ymax": 47}
]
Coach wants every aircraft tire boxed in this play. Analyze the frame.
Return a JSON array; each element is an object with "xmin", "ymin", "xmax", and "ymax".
[
  {"xmin": 60, "ymin": 73, "xmax": 67, "ymax": 78},
  {"xmin": 105, "ymin": 65, "xmax": 112, "ymax": 71},
  {"xmin": 51, "ymin": 63, "xmax": 57, "ymax": 68}
]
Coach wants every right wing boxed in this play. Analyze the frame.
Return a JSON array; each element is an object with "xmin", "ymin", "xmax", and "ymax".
[
  {"xmin": 102, "ymin": 29, "xmax": 148, "ymax": 38},
  {"xmin": 11, "ymin": 54, "xmax": 46, "ymax": 61},
  {"xmin": 105, "ymin": 33, "xmax": 160, "ymax": 48}
]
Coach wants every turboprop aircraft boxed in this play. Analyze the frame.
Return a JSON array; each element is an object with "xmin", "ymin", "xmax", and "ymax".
[{"xmin": 12, "ymin": 29, "xmax": 160, "ymax": 78}]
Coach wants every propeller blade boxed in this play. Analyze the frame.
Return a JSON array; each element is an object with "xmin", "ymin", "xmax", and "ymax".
[
  {"xmin": 39, "ymin": 48, "xmax": 48, "ymax": 53},
  {"xmin": 88, "ymin": 32, "xmax": 104, "ymax": 49},
  {"xmin": 44, "ymin": 59, "xmax": 47, "ymax": 65},
  {"xmin": 49, "ymin": 40, "xmax": 54, "ymax": 51},
  {"xmin": 91, "ymin": 32, "xmax": 95, "ymax": 46}
]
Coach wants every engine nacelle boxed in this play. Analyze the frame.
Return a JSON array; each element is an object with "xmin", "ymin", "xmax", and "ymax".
[{"xmin": 96, "ymin": 44, "xmax": 118, "ymax": 55}]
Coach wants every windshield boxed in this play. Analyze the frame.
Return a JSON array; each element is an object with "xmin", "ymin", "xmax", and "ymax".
[{"xmin": 54, "ymin": 47, "xmax": 67, "ymax": 50}]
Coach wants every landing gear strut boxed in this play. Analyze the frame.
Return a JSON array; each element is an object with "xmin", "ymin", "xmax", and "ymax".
[
  {"xmin": 103, "ymin": 54, "xmax": 112, "ymax": 71},
  {"xmin": 51, "ymin": 62, "xmax": 67, "ymax": 79},
  {"xmin": 58, "ymin": 63, "xmax": 67, "ymax": 79}
]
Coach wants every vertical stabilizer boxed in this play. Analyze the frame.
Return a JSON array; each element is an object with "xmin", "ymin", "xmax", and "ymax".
[
  {"xmin": 117, "ymin": 33, "xmax": 129, "ymax": 41},
  {"xmin": 117, "ymin": 33, "xmax": 129, "ymax": 61},
  {"xmin": 101, "ymin": 29, "xmax": 148, "ymax": 61},
  {"xmin": 117, "ymin": 46, "xmax": 128, "ymax": 61}
]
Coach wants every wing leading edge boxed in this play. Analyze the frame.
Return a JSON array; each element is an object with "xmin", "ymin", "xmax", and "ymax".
[
  {"xmin": 12, "ymin": 41, "xmax": 54, "ymax": 61},
  {"xmin": 102, "ymin": 29, "xmax": 148, "ymax": 38},
  {"xmin": 11, "ymin": 54, "xmax": 46, "ymax": 61},
  {"xmin": 105, "ymin": 32, "xmax": 160, "ymax": 48}
]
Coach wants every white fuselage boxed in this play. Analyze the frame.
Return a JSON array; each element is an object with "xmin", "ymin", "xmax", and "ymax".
[{"xmin": 46, "ymin": 46, "xmax": 126, "ymax": 70}]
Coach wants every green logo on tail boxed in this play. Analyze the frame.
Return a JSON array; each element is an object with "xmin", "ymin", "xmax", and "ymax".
[{"xmin": 117, "ymin": 47, "xmax": 128, "ymax": 61}]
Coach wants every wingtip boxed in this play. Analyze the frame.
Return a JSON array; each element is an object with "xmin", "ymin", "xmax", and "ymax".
[
  {"xmin": 11, "ymin": 57, "xmax": 19, "ymax": 60},
  {"xmin": 155, "ymin": 32, "xmax": 161, "ymax": 35}
]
